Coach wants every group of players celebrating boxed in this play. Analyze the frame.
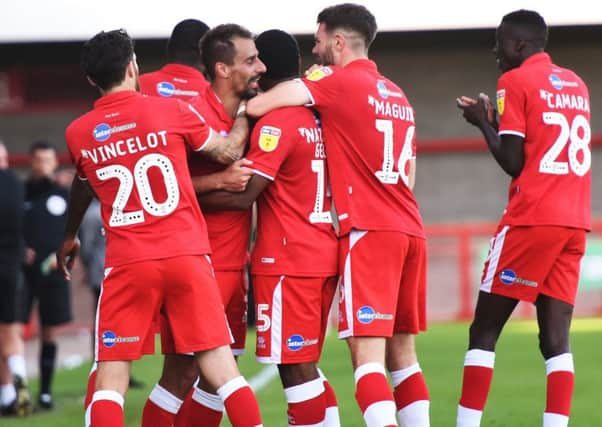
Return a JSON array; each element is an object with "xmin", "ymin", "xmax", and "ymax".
[{"xmin": 56, "ymin": 3, "xmax": 591, "ymax": 427}]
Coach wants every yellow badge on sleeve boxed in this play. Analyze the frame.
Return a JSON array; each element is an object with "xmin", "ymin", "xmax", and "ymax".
[
  {"xmin": 258, "ymin": 126, "xmax": 282, "ymax": 152},
  {"xmin": 306, "ymin": 66, "xmax": 333, "ymax": 82},
  {"xmin": 496, "ymin": 89, "xmax": 506, "ymax": 115}
]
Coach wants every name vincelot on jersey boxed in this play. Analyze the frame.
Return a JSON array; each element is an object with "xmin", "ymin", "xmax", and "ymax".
[{"xmin": 82, "ymin": 130, "xmax": 168, "ymax": 164}]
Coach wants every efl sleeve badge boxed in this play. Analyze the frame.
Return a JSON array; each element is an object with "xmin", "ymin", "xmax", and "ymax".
[
  {"xmin": 258, "ymin": 126, "xmax": 282, "ymax": 152},
  {"xmin": 496, "ymin": 89, "xmax": 506, "ymax": 115}
]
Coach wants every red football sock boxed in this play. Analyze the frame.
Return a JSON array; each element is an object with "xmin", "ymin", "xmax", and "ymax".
[
  {"xmin": 175, "ymin": 387, "xmax": 224, "ymax": 427},
  {"xmin": 544, "ymin": 353, "xmax": 574, "ymax": 424},
  {"xmin": 142, "ymin": 384, "xmax": 183, "ymax": 427},
  {"xmin": 457, "ymin": 349, "xmax": 495, "ymax": 427},
  {"xmin": 321, "ymin": 374, "xmax": 341, "ymax": 427},
  {"xmin": 354, "ymin": 363, "xmax": 397, "ymax": 427},
  {"xmin": 390, "ymin": 363, "xmax": 430, "ymax": 425},
  {"xmin": 217, "ymin": 376, "xmax": 262, "ymax": 427},
  {"xmin": 284, "ymin": 377, "xmax": 326, "ymax": 426},
  {"xmin": 90, "ymin": 390, "xmax": 124, "ymax": 427},
  {"xmin": 84, "ymin": 364, "xmax": 97, "ymax": 427}
]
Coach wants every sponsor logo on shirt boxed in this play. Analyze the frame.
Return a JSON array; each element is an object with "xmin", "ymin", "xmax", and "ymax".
[
  {"xmin": 496, "ymin": 89, "xmax": 506, "ymax": 115},
  {"xmin": 356, "ymin": 306, "xmax": 393, "ymax": 324},
  {"xmin": 258, "ymin": 126, "xmax": 281, "ymax": 152},
  {"xmin": 498, "ymin": 269, "xmax": 538, "ymax": 287},
  {"xmin": 156, "ymin": 81, "xmax": 199, "ymax": 97},
  {"xmin": 93, "ymin": 122, "xmax": 137, "ymax": 142},
  {"xmin": 376, "ymin": 80, "xmax": 402, "ymax": 99},
  {"xmin": 548, "ymin": 74, "xmax": 578, "ymax": 91},
  {"xmin": 101, "ymin": 330, "xmax": 140, "ymax": 348},
  {"xmin": 306, "ymin": 66, "xmax": 333, "ymax": 81},
  {"xmin": 286, "ymin": 334, "xmax": 318, "ymax": 351}
]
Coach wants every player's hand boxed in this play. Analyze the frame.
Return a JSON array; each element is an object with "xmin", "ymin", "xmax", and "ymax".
[
  {"xmin": 56, "ymin": 237, "xmax": 80, "ymax": 281},
  {"xmin": 456, "ymin": 93, "xmax": 494, "ymax": 128},
  {"xmin": 218, "ymin": 159, "xmax": 254, "ymax": 192},
  {"xmin": 304, "ymin": 64, "xmax": 322, "ymax": 76}
]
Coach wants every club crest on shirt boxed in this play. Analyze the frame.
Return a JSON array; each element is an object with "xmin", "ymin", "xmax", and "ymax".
[
  {"xmin": 258, "ymin": 126, "xmax": 281, "ymax": 152},
  {"xmin": 496, "ymin": 89, "xmax": 506, "ymax": 115},
  {"xmin": 306, "ymin": 66, "xmax": 333, "ymax": 81}
]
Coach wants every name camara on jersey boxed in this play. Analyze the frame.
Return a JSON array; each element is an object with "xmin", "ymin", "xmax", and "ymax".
[
  {"xmin": 539, "ymin": 89, "xmax": 590, "ymax": 112},
  {"xmin": 81, "ymin": 129, "xmax": 169, "ymax": 164}
]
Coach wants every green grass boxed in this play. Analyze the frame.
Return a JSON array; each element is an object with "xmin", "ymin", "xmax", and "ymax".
[{"xmin": 4, "ymin": 319, "xmax": 602, "ymax": 426}]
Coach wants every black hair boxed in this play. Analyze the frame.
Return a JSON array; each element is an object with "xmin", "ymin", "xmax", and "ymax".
[
  {"xmin": 167, "ymin": 19, "xmax": 210, "ymax": 64},
  {"xmin": 317, "ymin": 3, "xmax": 377, "ymax": 49},
  {"xmin": 200, "ymin": 24, "xmax": 253, "ymax": 80},
  {"xmin": 29, "ymin": 140, "xmax": 56, "ymax": 154},
  {"xmin": 81, "ymin": 29, "xmax": 134, "ymax": 91},
  {"xmin": 255, "ymin": 29, "xmax": 300, "ymax": 81},
  {"xmin": 501, "ymin": 9, "xmax": 548, "ymax": 47}
]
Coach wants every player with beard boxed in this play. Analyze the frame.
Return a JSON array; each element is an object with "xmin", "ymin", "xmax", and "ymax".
[
  {"xmin": 248, "ymin": 4, "xmax": 430, "ymax": 426},
  {"xmin": 199, "ymin": 29, "xmax": 341, "ymax": 427},
  {"xmin": 58, "ymin": 29, "xmax": 263, "ymax": 427},
  {"xmin": 141, "ymin": 24, "xmax": 266, "ymax": 427}
]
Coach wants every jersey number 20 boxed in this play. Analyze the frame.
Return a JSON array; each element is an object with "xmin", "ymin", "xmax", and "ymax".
[{"xmin": 96, "ymin": 153, "xmax": 180, "ymax": 227}]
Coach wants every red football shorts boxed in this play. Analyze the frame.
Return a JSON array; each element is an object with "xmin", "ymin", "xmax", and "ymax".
[
  {"xmin": 253, "ymin": 275, "xmax": 337, "ymax": 364},
  {"xmin": 95, "ymin": 255, "xmax": 231, "ymax": 361},
  {"xmin": 160, "ymin": 269, "xmax": 245, "ymax": 355},
  {"xmin": 338, "ymin": 230, "xmax": 427, "ymax": 338},
  {"xmin": 480, "ymin": 225, "xmax": 586, "ymax": 305}
]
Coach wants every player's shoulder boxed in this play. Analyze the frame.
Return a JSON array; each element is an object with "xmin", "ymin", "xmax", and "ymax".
[
  {"xmin": 304, "ymin": 65, "xmax": 343, "ymax": 82},
  {"xmin": 260, "ymin": 105, "xmax": 312, "ymax": 124}
]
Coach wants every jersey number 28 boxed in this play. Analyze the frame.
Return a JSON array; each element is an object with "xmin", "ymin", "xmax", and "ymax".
[{"xmin": 539, "ymin": 112, "xmax": 591, "ymax": 176}]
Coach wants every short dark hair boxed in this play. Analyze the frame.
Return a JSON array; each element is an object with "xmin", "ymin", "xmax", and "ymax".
[
  {"xmin": 29, "ymin": 140, "xmax": 56, "ymax": 154},
  {"xmin": 255, "ymin": 29, "xmax": 300, "ymax": 81},
  {"xmin": 167, "ymin": 19, "xmax": 210, "ymax": 64},
  {"xmin": 317, "ymin": 3, "xmax": 377, "ymax": 49},
  {"xmin": 81, "ymin": 29, "xmax": 134, "ymax": 91},
  {"xmin": 501, "ymin": 9, "xmax": 548, "ymax": 47},
  {"xmin": 200, "ymin": 24, "xmax": 253, "ymax": 80}
]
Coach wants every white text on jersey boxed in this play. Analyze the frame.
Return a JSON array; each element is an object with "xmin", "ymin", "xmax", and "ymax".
[
  {"xmin": 368, "ymin": 95, "xmax": 414, "ymax": 122},
  {"xmin": 539, "ymin": 90, "xmax": 589, "ymax": 112},
  {"xmin": 82, "ymin": 130, "xmax": 168, "ymax": 164}
]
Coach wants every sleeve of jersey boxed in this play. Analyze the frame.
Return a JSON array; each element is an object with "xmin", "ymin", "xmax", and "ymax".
[
  {"xmin": 496, "ymin": 73, "xmax": 526, "ymax": 138},
  {"xmin": 245, "ymin": 117, "xmax": 292, "ymax": 181},
  {"xmin": 298, "ymin": 66, "xmax": 340, "ymax": 109},
  {"xmin": 178, "ymin": 100, "xmax": 213, "ymax": 151},
  {"xmin": 64, "ymin": 125, "xmax": 87, "ymax": 180}
]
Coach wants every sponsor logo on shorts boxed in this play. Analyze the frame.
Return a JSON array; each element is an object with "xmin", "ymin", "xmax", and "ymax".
[
  {"xmin": 286, "ymin": 334, "xmax": 318, "ymax": 351},
  {"xmin": 101, "ymin": 330, "xmax": 140, "ymax": 348},
  {"xmin": 93, "ymin": 122, "xmax": 137, "ymax": 142},
  {"xmin": 499, "ymin": 269, "xmax": 538, "ymax": 287},
  {"xmin": 356, "ymin": 306, "xmax": 393, "ymax": 324}
]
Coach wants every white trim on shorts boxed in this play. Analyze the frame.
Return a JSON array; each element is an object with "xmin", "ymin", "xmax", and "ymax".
[
  {"xmin": 338, "ymin": 230, "xmax": 368, "ymax": 339},
  {"xmin": 480, "ymin": 226, "xmax": 509, "ymax": 293}
]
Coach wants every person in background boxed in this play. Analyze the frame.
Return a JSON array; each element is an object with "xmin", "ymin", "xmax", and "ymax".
[
  {"xmin": 22, "ymin": 141, "xmax": 72, "ymax": 410},
  {"xmin": 0, "ymin": 141, "xmax": 31, "ymax": 416}
]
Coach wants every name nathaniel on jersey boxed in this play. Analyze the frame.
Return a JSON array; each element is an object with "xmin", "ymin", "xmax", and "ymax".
[
  {"xmin": 82, "ymin": 130, "xmax": 168, "ymax": 164},
  {"xmin": 368, "ymin": 95, "xmax": 415, "ymax": 122},
  {"xmin": 539, "ymin": 89, "xmax": 590, "ymax": 112},
  {"xmin": 298, "ymin": 127, "xmax": 326, "ymax": 159}
]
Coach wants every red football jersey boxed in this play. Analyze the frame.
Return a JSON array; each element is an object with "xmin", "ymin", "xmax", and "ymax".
[
  {"xmin": 189, "ymin": 87, "xmax": 251, "ymax": 270},
  {"xmin": 65, "ymin": 90, "xmax": 213, "ymax": 267},
  {"xmin": 246, "ymin": 106, "xmax": 338, "ymax": 276},
  {"xmin": 139, "ymin": 64, "xmax": 209, "ymax": 99},
  {"xmin": 300, "ymin": 59, "xmax": 424, "ymax": 238},
  {"xmin": 497, "ymin": 53, "xmax": 591, "ymax": 229}
]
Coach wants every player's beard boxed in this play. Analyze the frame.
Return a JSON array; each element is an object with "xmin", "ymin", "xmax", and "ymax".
[{"xmin": 240, "ymin": 76, "xmax": 261, "ymax": 99}]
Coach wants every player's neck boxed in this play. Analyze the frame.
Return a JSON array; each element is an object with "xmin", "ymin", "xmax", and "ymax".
[
  {"xmin": 102, "ymin": 80, "xmax": 137, "ymax": 97},
  {"xmin": 338, "ymin": 50, "xmax": 368, "ymax": 67},
  {"xmin": 212, "ymin": 84, "xmax": 241, "ymax": 118}
]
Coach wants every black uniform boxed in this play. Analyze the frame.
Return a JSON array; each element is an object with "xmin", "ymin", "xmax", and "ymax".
[
  {"xmin": 22, "ymin": 177, "xmax": 72, "ymax": 326},
  {"xmin": 0, "ymin": 169, "xmax": 25, "ymax": 323}
]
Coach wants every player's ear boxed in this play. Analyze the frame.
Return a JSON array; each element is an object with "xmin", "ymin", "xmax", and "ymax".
[
  {"xmin": 334, "ymin": 32, "xmax": 345, "ymax": 51},
  {"xmin": 215, "ymin": 62, "xmax": 230, "ymax": 79}
]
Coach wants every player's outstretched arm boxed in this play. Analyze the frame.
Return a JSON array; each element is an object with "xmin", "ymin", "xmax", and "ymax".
[
  {"xmin": 57, "ymin": 177, "xmax": 94, "ymax": 280},
  {"xmin": 198, "ymin": 174, "xmax": 270, "ymax": 212},
  {"xmin": 246, "ymin": 80, "xmax": 311, "ymax": 117},
  {"xmin": 457, "ymin": 94, "xmax": 524, "ymax": 177},
  {"xmin": 200, "ymin": 103, "xmax": 250, "ymax": 165}
]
